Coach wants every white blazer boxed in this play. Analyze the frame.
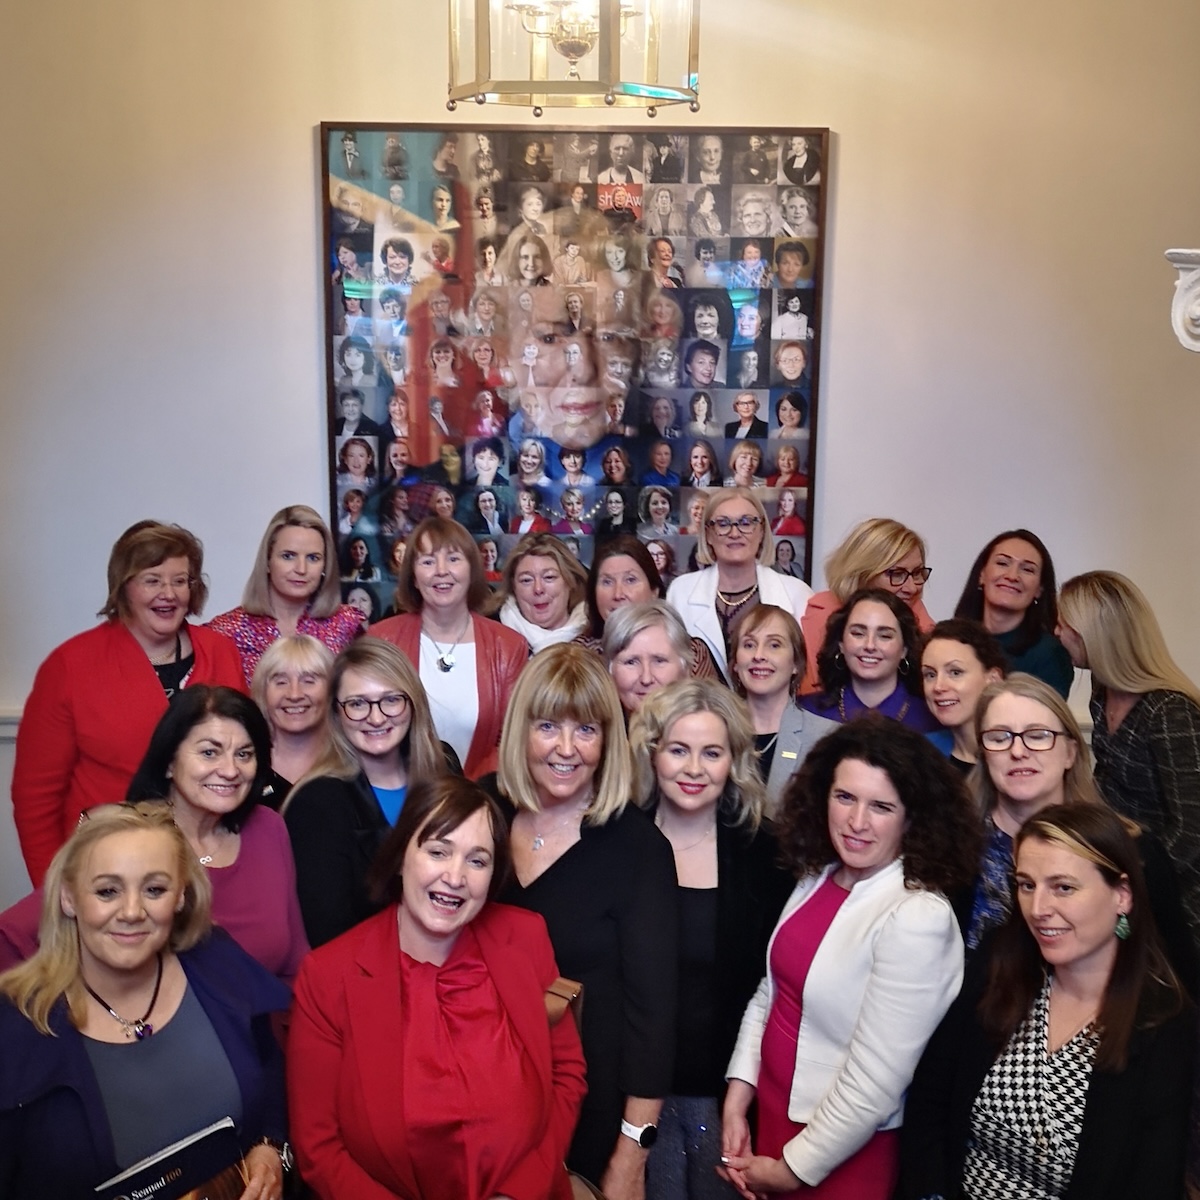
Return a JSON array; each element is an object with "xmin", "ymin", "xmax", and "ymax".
[
  {"xmin": 726, "ymin": 859, "xmax": 963, "ymax": 1187},
  {"xmin": 665, "ymin": 565, "xmax": 813, "ymax": 681}
]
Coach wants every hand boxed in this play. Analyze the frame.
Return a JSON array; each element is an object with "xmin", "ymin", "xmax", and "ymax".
[
  {"xmin": 719, "ymin": 1152, "xmax": 800, "ymax": 1197},
  {"xmin": 600, "ymin": 1140, "xmax": 647, "ymax": 1200},
  {"xmin": 237, "ymin": 1144, "xmax": 283, "ymax": 1200}
]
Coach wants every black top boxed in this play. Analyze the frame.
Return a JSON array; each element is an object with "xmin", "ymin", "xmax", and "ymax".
[
  {"xmin": 496, "ymin": 799, "xmax": 679, "ymax": 1181},
  {"xmin": 899, "ymin": 939, "xmax": 1196, "ymax": 1200},
  {"xmin": 675, "ymin": 887, "xmax": 720, "ymax": 1095}
]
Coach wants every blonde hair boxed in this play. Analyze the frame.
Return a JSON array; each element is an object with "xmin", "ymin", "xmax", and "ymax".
[
  {"xmin": 0, "ymin": 803, "xmax": 212, "ymax": 1035},
  {"xmin": 288, "ymin": 640, "xmax": 444, "ymax": 797},
  {"xmin": 728, "ymin": 603, "xmax": 806, "ymax": 698},
  {"xmin": 695, "ymin": 487, "xmax": 774, "ymax": 567},
  {"xmin": 971, "ymin": 674, "xmax": 1102, "ymax": 816},
  {"xmin": 823, "ymin": 518, "xmax": 926, "ymax": 603},
  {"xmin": 250, "ymin": 635, "xmax": 335, "ymax": 713},
  {"xmin": 497, "ymin": 643, "xmax": 632, "ymax": 826},
  {"xmin": 1058, "ymin": 571, "xmax": 1200, "ymax": 706},
  {"xmin": 629, "ymin": 679, "xmax": 765, "ymax": 832},
  {"xmin": 242, "ymin": 505, "xmax": 342, "ymax": 619},
  {"xmin": 492, "ymin": 531, "xmax": 588, "ymax": 617}
]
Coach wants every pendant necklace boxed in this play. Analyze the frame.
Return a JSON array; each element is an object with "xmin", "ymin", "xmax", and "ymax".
[
  {"xmin": 530, "ymin": 805, "xmax": 586, "ymax": 851},
  {"xmin": 82, "ymin": 951, "xmax": 164, "ymax": 1040},
  {"xmin": 426, "ymin": 613, "xmax": 471, "ymax": 673}
]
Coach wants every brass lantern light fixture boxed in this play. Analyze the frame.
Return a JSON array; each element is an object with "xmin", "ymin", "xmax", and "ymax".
[{"xmin": 448, "ymin": 0, "xmax": 700, "ymax": 117}]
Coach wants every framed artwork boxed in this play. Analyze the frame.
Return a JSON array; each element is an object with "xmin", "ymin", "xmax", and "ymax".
[{"xmin": 321, "ymin": 124, "xmax": 828, "ymax": 620}]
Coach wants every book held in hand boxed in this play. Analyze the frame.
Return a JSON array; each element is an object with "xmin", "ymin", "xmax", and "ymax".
[{"xmin": 94, "ymin": 1115, "xmax": 246, "ymax": 1200}]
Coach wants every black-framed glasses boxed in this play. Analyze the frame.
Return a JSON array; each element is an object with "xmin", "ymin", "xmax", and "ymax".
[
  {"xmin": 706, "ymin": 516, "xmax": 763, "ymax": 536},
  {"xmin": 882, "ymin": 566, "xmax": 932, "ymax": 586},
  {"xmin": 980, "ymin": 727, "xmax": 1068, "ymax": 753},
  {"xmin": 337, "ymin": 693, "xmax": 410, "ymax": 722}
]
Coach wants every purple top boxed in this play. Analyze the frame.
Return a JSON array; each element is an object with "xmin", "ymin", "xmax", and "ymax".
[{"xmin": 801, "ymin": 682, "xmax": 939, "ymax": 733}]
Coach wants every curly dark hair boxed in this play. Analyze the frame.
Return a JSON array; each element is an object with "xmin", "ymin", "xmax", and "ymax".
[
  {"xmin": 815, "ymin": 587, "xmax": 924, "ymax": 704},
  {"xmin": 775, "ymin": 714, "xmax": 982, "ymax": 896}
]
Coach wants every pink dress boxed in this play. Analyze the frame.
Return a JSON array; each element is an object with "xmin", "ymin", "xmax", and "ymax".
[{"xmin": 757, "ymin": 876, "xmax": 900, "ymax": 1199}]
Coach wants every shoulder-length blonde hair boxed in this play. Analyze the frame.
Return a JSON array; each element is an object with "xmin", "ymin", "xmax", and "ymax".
[
  {"xmin": 497, "ymin": 643, "xmax": 632, "ymax": 826},
  {"xmin": 1058, "ymin": 571, "xmax": 1200, "ymax": 705},
  {"xmin": 491, "ymin": 531, "xmax": 588, "ymax": 616},
  {"xmin": 242, "ymin": 505, "xmax": 343, "ymax": 618},
  {"xmin": 823, "ymin": 517, "xmax": 926, "ymax": 603},
  {"xmin": 0, "ymin": 802, "xmax": 211, "ymax": 1035},
  {"xmin": 629, "ymin": 678, "xmax": 766, "ymax": 832},
  {"xmin": 250, "ymin": 634, "xmax": 335, "ymax": 713},
  {"xmin": 971, "ymin": 674, "xmax": 1102, "ymax": 815},
  {"xmin": 288, "ymin": 639, "xmax": 444, "ymax": 796},
  {"xmin": 695, "ymin": 487, "xmax": 774, "ymax": 567}
]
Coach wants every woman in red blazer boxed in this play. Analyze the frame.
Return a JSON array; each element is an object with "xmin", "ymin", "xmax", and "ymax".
[
  {"xmin": 289, "ymin": 775, "xmax": 586, "ymax": 1200},
  {"xmin": 12, "ymin": 520, "xmax": 245, "ymax": 886},
  {"xmin": 369, "ymin": 517, "xmax": 527, "ymax": 780}
]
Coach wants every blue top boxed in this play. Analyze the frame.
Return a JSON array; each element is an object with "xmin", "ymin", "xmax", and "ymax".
[{"xmin": 801, "ymin": 681, "xmax": 940, "ymax": 733}]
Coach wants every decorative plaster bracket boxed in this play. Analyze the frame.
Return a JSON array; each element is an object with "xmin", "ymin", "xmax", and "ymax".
[{"xmin": 1165, "ymin": 249, "xmax": 1200, "ymax": 352}]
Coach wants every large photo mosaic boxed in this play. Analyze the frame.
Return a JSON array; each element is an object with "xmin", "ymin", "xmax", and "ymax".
[{"xmin": 321, "ymin": 124, "xmax": 828, "ymax": 618}]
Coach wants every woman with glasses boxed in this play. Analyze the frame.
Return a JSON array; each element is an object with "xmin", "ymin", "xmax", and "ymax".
[
  {"xmin": 953, "ymin": 528, "xmax": 1073, "ymax": 697},
  {"xmin": 1058, "ymin": 570, "xmax": 1200, "ymax": 946},
  {"xmin": 283, "ymin": 639, "xmax": 451, "ymax": 947},
  {"xmin": 12, "ymin": 521, "xmax": 244, "ymax": 888},
  {"xmin": 799, "ymin": 518, "xmax": 934, "ymax": 695},
  {"xmin": 667, "ymin": 489, "xmax": 813, "ymax": 684},
  {"xmin": 803, "ymin": 589, "xmax": 937, "ymax": 733}
]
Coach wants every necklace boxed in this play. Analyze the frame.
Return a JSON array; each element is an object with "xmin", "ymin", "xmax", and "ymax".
[
  {"xmin": 528, "ymin": 805, "xmax": 586, "ymax": 851},
  {"xmin": 838, "ymin": 687, "xmax": 908, "ymax": 723},
  {"xmin": 661, "ymin": 823, "xmax": 715, "ymax": 854},
  {"xmin": 148, "ymin": 633, "xmax": 181, "ymax": 667},
  {"xmin": 425, "ymin": 612, "xmax": 472, "ymax": 672},
  {"xmin": 82, "ymin": 952, "xmax": 164, "ymax": 1040},
  {"xmin": 716, "ymin": 582, "xmax": 759, "ymax": 605}
]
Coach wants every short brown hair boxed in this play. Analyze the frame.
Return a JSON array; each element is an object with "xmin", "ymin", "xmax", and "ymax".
[
  {"xmin": 494, "ymin": 532, "xmax": 588, "ymax": 616},
  {"xmin": 100, "ymin": 521, "xmax": 208, "ymax": 620},
  {"xmin": 392, "ymin": 518, "xmax": 490, "ymax": 615},
  {"xmin": 368, "ymin": 775, "xmax": 510, "ymax": 904}
]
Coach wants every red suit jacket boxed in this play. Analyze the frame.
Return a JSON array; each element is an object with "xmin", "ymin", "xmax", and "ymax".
[
  {"xmin": 12, "ymin": 620, "xmax": 246, "ymax": 885},
  {"xmin": 288, "ymin": 902, "xmax": 587, "ymax": 1200},
  {"xmin": 368, "ymin": 612, "xmax": 528, "ymax": 780}
]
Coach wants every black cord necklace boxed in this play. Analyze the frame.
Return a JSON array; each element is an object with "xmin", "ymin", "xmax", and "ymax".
[{"xmin": 82, "ymin": 951, "xmax": 164, "ymax": 1040}]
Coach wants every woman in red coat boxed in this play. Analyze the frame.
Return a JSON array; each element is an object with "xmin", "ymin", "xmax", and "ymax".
[
  {"xmin": 12, "ymin": 520, "xmax": 245, "ymax": 886},
  {"xmin": 369, "ymin": 517, "xmax": 527, "ymax": 780},
  {"xmin": 289, "ymin": 774, "xmax": 586, "ymax": 1200}
]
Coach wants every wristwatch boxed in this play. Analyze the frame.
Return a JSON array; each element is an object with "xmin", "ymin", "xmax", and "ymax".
[
  {"xmin": 620, "ymin": 1119, "xmax": 658, "ymax": 1149},
  {"xmin": 255, "ymin": 1136, "xmax": 295, "ymax": 1173}
]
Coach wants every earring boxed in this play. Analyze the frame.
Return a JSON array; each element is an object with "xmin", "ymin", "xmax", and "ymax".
[
  {"xmin": 1115, "ymin": 911, "xmax": 1131, "ymax": 940},
  {"xmin": 833, "ymin": 651, "xmax": 844, "ymax": 670},
  {"xmin": 898, "ymin": 657, "xmax": 911, "ymax": 677}
]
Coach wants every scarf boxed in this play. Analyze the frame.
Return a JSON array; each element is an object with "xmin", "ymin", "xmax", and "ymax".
[{"xmin": 499, "ymin": 597, "xmax": 588, "ymax": 654}]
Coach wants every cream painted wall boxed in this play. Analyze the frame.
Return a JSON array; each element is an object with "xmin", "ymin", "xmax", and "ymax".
[{"xmin": 0, "ymin": 0, "xmax": 1197, "ymax": 903}]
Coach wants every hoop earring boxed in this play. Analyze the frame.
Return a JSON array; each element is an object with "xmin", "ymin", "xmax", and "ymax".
[
  {"xmin": 898, "ymin": 657, "xmax": 911, "ymax": 677},
  {"xmin": 833, "ymin": 651, "xmax": 844, "ymax": 670}
]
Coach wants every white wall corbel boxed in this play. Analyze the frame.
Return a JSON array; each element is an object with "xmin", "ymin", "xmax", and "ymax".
[{"xmin": 1165, "ymin": 249, "xmax": 1200, "ymax": 352}]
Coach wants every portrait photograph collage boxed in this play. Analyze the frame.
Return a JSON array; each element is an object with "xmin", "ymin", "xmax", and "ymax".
[{"xmin": 322, "ymin": 123, "xmax": 828, "ymax": 621}]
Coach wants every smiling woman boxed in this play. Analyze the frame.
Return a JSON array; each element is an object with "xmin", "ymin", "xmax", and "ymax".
[
  {"xmin": 0, "ymin": 803, "xmax": 291, "ymax": 1200},
  {"xmin": 12, "ymin": 521, "xmax": 245, "ymax": 888},
  {"xmin": 282, "ymin": 639, "xmax": 451, "ymax": 946},
  {"xmin": 369, "ymin": 517, "xmax": 528, "ymax": 780},
  {"xmin": 494, "ymin": 531, "xmax": 590, "ymax": 653},
  {"xmin": 494, "ymin": 644, "xmax": 678, "ymax": 1190},
  {"xmin": 208, "ymin": 505, "xmax": 365, "ymax": 687},
  {"xmin": 287, "ymin": 775, "xmax": 586, "ymax": 1200}
]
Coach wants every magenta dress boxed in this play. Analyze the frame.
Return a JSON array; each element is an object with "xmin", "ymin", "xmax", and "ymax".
[{"xmin": 757, "ymin": 876, "xmax": 901, "ymax": 1199}]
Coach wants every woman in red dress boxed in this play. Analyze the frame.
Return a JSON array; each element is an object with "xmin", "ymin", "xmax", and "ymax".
[{"xmin": 289, "ymin": 774, "xmax": 586, "ymax": 1199}]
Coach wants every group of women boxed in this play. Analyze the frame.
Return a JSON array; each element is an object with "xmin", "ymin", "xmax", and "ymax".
[{"xmin": 5, "ymin": 501, "xmax": 1200, "ymax": 1200}]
